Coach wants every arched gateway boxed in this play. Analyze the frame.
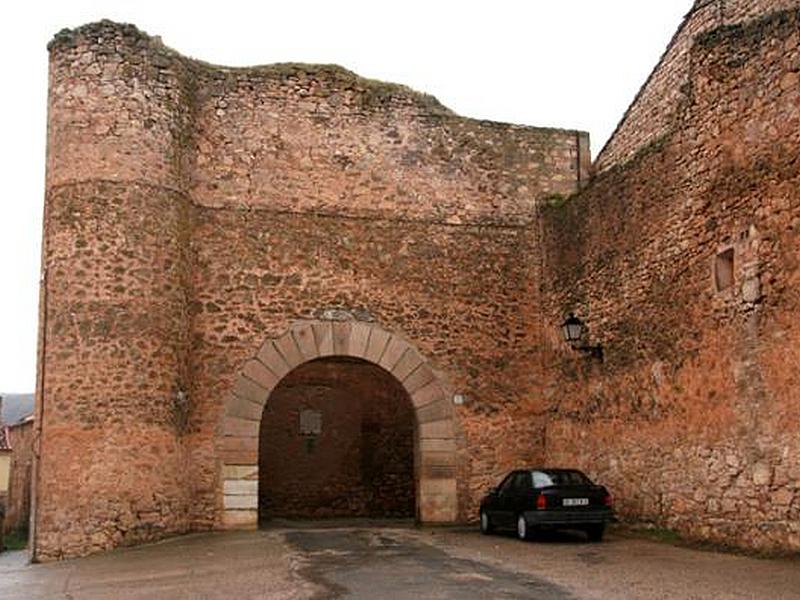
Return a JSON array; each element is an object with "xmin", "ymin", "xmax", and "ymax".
[{"xmin": 221, "ymin": 320, "xmax": 458, "ymax": 528}]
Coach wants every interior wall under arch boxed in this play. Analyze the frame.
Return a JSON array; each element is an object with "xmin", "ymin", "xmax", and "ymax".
[{"xmin": 258, "ymin": 357, "xmax": 415, "ymax": 520}]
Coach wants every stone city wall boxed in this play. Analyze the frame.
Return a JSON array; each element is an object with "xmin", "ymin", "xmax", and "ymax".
[
  {"xmin": 37, "ymin": 3, "xmax": 799, "ymax": 560},
  {"xmin": 39, "ymin": 21, "xmax": 587, "ymax": 559},
  {"xmin": 538, "ymin": 10, "xmax": 800, "ymax": 552},
  {"xmin": 596, "ymin": 0, "xmax": 800, "ymax": 171}
]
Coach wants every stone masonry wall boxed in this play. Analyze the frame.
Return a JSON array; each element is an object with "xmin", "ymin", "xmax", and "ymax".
[
  {"xmin": 596, "ymin": 0, "xmax": 800, "ymax": 172},
  {"xmin": 538, "ymin": 10, "xmax": 800, "ymax": 551},
  {"xmin": 39, "ymin": 23, "xmax": 195, "ymax": 559},
  {"xmin": 259, "ymin": 358, "xmax": 415, "ymax": 519},
  {"xmin": 186, "ymin": 207, "xmax": 544, "ymax": 528},
  {"xmin": 190, "ymin": 63, "xmax": 590, "ymax": 224},
  {"xmin": 39, "ymin": 21, "xmax": 587, "ymax": 559},
  {"xmin": 5, "ymin": 421, "xmax": 34, "ymax": 534}
]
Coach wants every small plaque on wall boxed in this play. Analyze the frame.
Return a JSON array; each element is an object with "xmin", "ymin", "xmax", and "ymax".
[{"xmin": 299, "ymin": 409, "xmax": 322, "ymax": 436}]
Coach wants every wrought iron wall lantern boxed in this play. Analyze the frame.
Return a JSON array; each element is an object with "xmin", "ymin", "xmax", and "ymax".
[{"xmin": 561, "ymin": 313, "xmax": 604, "ymax": 361}]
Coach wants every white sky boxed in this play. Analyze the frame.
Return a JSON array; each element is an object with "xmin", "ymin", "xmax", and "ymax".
[{"xmin": 0, "ymin": 0, "xmax": 691, "ymax": 393}]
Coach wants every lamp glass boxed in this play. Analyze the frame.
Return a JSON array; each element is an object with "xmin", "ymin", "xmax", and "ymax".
[{"xmin": 561, "ymin": 314, "xmax": 584, "ymax": 343}]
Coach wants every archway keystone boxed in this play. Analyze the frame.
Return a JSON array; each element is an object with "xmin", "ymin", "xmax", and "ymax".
[{"xmin": 221, "ymin": 320, "xmax": 458, "ymax": 528}]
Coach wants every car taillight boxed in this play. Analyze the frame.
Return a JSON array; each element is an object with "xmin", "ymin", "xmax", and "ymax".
[
  {"xmin": 603, "ymin": 494, "xmax": 613, "ymax": 507},
  {"xmin": 536, "ymin": 494, "xmax": 547, "ymax": 510}
]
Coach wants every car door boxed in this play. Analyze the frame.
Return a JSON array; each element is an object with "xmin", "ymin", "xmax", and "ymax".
[
  {"xmin": 492, "ymin": 472, "xmax": 518, "ymax": 528},
  {"xmin": 509, "ymin": 471, "xmax": 534, "ymax": 517}
]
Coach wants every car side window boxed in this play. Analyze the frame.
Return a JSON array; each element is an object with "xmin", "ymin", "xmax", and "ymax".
[
  {"xmin": 497, "ymin": 473, "xmax": 516, "ymax": 494},
  {"xmin": 513, "ymin": 472, "xmax": 531, "ymax": 494}
]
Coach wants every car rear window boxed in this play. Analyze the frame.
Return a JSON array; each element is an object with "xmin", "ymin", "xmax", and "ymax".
[{"xmin": 531, "ymin": 470, "xmax": 591, "ymax": 488}]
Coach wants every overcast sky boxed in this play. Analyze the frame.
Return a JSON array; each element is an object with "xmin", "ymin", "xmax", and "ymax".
[{"xmin": 0, "ymin": 0, "xmax": 691, "ymax": 393}]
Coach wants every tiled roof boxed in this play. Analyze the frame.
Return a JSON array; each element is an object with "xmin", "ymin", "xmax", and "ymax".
[{"xmin": 0, "ymin": 426, "xmax": 10, "ymax": 451}]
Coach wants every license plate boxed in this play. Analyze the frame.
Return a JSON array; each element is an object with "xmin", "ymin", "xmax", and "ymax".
[{"xmin": 563, "ymin": 498, "xmax": 589, "ymax": 507}]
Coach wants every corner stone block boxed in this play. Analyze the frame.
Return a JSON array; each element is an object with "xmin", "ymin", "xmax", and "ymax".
[
  {"xmin": 275, "ymin": 332, "xmax": 304, "ymax": 369},
  {"xmin": 224, "ymin": 494, "xmax": 258, "ymax": 510},
  {"xmin": 257, "ymin": 341, "xmax": 291, "ymax": 379},
  {"xmin": 221, "ymin": 436, "xmax": 258, "ymax": 464},
  {"xmin": 227, "ymin": 394, "xmax": 264, "ymax": 422},
  {"xmin": 421, "ymin": 463, "xmax": 457, "ymax": 480},
  {"xmin": 419, "ymin": 419, "xmax": 454, "ymax": 440},
  {"xmin": 242, "ymin": 359, "xmax": 279, "ymax": 392},
  {"xmin": 222, "ymin": 465, "xmax": 259, "ymax": 480},
  {"xmin": 364, "ymin": 328, "xmax": 391, "ymax": 364},
  {"xmin": 223, "ymin": 417, "xmax": 260, "ymax": 438},
  {"xmin": 420, "ymin": 448, "xmax": 457, "ymax": 480},
  {"xmin": 403, "ymin": 364, "xmax": 435, "ymax": 395},
  {"xmin": 392, "ymin": 348, "xmax": 423, "ymax": 382},
  {"xmin": 349, "ymin": 322, "xmax": 372, "ymax": 358},
  {"xmin": 233, "ymin": 375, "xmax": 269, "ymax": 407},
  {"xmin": 312, "ymin": 321, "xmax": 334, "ymax": 356},
  {"xmin": 332, "ymin": 321, "xmax": 352, "ymax": 356},
  {"xmin": 223, "ymin": 509, "xmax": 258, "ymax": 529},
  {"xmin": 411, "ymin": 381, "xmax": 446, "ymax": 409},
  {"xmin": 379, "ymin": 337, "xmax": 409, "ymax": 372},
  {"xmin": 419, "ymin": 478, "xmax": 457, "ymax": 523},
  {"xmin": 421, "ymin": 450, "xmax": 457, "ymax": 468},
  {"xmin": 292, "ymin": 323, "xmax": 319, "ymax": 361},
  {"xmin": 416, "ymin": 398, "xmax": 452, "ymax": 424},
  {"xmin": 223, "ymin": 479, "xmax": 258, "ymax": 496},
  {"xmin": 221, "ymin": 447, "xmax": 258, "ymax": 465},
  {"xmin": 419, "ymin": 437, "xmax": 457, "ymax": 454}
]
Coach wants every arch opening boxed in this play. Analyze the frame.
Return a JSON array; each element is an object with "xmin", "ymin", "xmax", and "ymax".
[
  {"xmin": 258, "ymin": 356, "xmax": 415, "ymax": 522},
  {"xmin": 221, "ymin": 320, "xmax": 458, "ymax": 529}
]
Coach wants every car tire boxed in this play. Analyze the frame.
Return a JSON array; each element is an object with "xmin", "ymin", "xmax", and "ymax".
[
  {"xmin": 585, "ymin": 524, "xmax": 605, "ymax": 543},
  {"xmin": 516, "ymin": 514, "xmax": 531, "ymax": 541},
  {"xmin": 479, "ymin": 510, "xmax": 493, "ymax": 535}
]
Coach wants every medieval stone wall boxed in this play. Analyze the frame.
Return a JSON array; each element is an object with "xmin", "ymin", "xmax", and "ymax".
[
  {"xmin": 538, "ymin": 10, "xmax": 800, "ymax": 552},
  {"xmin": 37, "ymin": 4, "xmax": 799, "ymax": 560},
  {"xmin": 189, "ymin": 64, "xmax": 590, "ymax": 224},
  {"xmin": 596, "ymin": 0, "xmax": 800, "ymax": 171},
  {"xmin": 5, "ymin": 421, "xmax": 33, "ymax": 534},
  {"xmin": 38, "ymin": 21, "xmax": 586, "ymax": 559},
  {"xmin": 39, "ymin": 24, "xmax": 195, "ymax": 559}
]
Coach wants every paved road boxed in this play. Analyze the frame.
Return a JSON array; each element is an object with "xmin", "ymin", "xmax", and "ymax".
[
  {"xmin": 1, "ymin": 523, "xmax": 799, "ymax": 599},
  {"xmin": 285, "ymin": 527, "xmax": 568, "ymax": 599}
]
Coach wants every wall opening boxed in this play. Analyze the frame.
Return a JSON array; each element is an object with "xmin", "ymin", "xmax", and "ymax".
[
  {"xmin": 222, "ymin": 320, "xmax": 458, "ymax": 528},
  {"xmin": 714, "ymin": 247, "xmax": 735, "ymax": 291},
  {"xmin": 258, "ymin": 356, "xmax": 415, "ymax": 522}
]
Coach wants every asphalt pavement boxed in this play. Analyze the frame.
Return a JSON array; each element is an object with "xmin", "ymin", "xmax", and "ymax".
[{"xmin": 1, "ymin": 522, "xmax": 798, "ymax": 599}]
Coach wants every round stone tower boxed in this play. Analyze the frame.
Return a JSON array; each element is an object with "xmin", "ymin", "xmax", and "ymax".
[{"xmin": 36, "ymin": 21, "xmax": 194, "ymax": 560}]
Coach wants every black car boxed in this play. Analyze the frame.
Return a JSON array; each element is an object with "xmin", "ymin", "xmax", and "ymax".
[{"xmin": 479, "ymin": 468, "xmax": 614, "ymax": 542}]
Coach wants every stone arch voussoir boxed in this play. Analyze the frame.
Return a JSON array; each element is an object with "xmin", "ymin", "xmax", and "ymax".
[{"xmin": 221, "ymin": 320, "xmax": 458, "ymax": 529}]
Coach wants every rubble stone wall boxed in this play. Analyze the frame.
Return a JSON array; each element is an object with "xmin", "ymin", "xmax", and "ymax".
[
  {"xmin": 40, "ymin": 23, "xmax": 195, "ymax": 560},
  {"xmin": 38, "ymin": 4, "xmax": 799, "ymax": 560},
  {"xmin": 39, "ymin": 21, "xmax": 586, "ymax": 559},
  {"xmin": 5, "ymin": 421, "xmax": 34, "ymax": 534},
  {"xmin": 596, "ymin": 0, "xmax": 800, "ymax": 171},
  {"xmin": 539, "ymin": 10, "xmax": 800, "ymax": 552}
]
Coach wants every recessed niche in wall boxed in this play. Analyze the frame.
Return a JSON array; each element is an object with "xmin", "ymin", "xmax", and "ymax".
[{"xmin": 714, "ymin": 247, "xmax": 735, "ymax": 292}]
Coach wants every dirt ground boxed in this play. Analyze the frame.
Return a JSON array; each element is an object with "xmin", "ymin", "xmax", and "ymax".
[{"xmin": 1, "ymin": 523, "xmax": 798, "ymax": 599}]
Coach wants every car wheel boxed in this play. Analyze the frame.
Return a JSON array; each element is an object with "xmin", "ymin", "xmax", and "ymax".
[
  {"xmin": 479, "ymin": 510, "xmax": 493, "ymax": 535},
  {"xmin": 516, "ymin": 514, "xmax": 531, "ymax": 541},
  {"xmin": 585, "ymin": 524, "xmax": 605, "ymax": 543}
]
